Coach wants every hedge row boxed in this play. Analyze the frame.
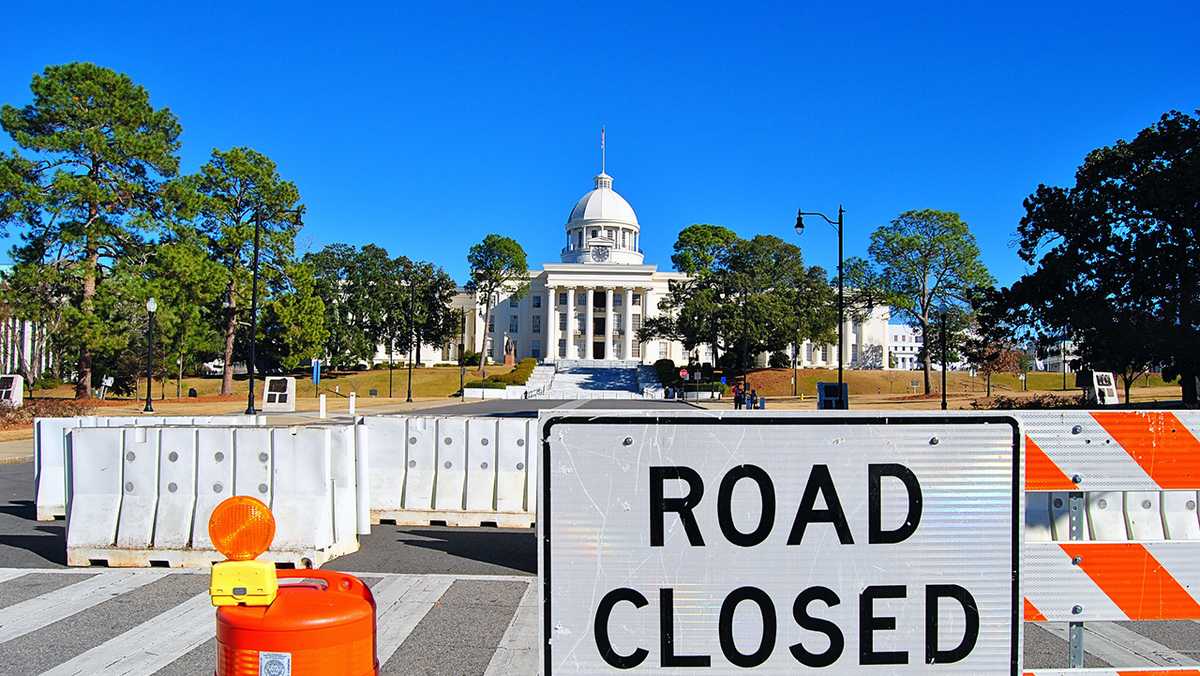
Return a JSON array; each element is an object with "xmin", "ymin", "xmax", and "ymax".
[
  {"xmin": 477, "ymin": 358, "xmax": 539, "ymax": 388},
  {"xmin": 464, "ymin": 380, "xmax": 508, "ymax": 390}
]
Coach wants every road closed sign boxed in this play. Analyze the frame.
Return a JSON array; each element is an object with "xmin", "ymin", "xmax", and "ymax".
[{"xmin": 539, "ymin": 412, "xmax": 1021, "ymax": 675}]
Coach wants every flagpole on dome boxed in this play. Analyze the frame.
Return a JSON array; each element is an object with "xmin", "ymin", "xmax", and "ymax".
[{"xmin": 601, "ymin": 125, "xmax": 606, "ymax": 174}]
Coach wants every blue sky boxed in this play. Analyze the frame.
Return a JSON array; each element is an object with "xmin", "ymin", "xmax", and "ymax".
[{"xmin": 1, "ymin": 2, "xmax": 1197, "ymax": 286}]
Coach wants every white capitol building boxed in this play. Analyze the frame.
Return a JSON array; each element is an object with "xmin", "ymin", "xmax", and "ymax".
[{"xmin": 402, "ymin": 166, "xmax": 904, "ymax": 370}]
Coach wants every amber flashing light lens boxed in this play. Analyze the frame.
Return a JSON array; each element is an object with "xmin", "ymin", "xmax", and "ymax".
[{"xmin": 208, "ymin": 496, "xmax": 276, "ymax": 561}]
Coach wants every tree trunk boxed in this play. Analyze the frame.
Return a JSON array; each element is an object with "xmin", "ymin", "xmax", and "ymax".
[
  {"xmin": 1182, "ymin": 367, "xmax": 1198, "ymax": 408},
  {"xmin": 75, "ymin": 243, "xmax": 99, "ymax": 399},
  {"xmin": 388, "ymin": 345, "xmax": 394, "ymax": 398},
  {"xmin": 177, "ymin": 351, "xmax": 183, "ymax": 399},
  {"xmin": 1121, "ymin": 374, "xmax": 1133, "ymax": 404},
  {"xmin": 920, "ymin": 319, "xmax": 932, "ymax": 395},
  {"xmin": 221, "ymin": 277, "xmax": 237, "ymax": 395},
  {"xmin": 479, "ymin": 301, "xmax": 491, "ymax": 378},
  {"xmin": 986, "ymin": 372, "xmax": 992, "ymax": 397},
  {"xmin": 415, "ymin": 333, "xmax": 422, "ymax": 367},
  {"xmin": 791, "ymin": 341, "xmax": 798, "ymax": 397}
]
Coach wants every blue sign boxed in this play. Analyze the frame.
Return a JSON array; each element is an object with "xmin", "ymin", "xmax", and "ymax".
[
  {"xmin": 719, "ymin": 376, "xmax": 726, "ymax": 384},
  {"xmin": 312, "ymin": 359, "xmax": 321, "ymax": 385}
]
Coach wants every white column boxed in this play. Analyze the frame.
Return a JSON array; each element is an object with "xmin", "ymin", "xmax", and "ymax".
[
  {"xmin": 565, "ymin": 288, "xmax": 576, "ymax": 360},
  {"xmin": 623, "ymin": 288, "xmax": 634, "ymax": 361},
  {"xmin": 546, "ymin": 286, "xmax": 558, "ymax": 361},
  {"xmin": 584, "ymin": 287, "xmax": 595, "ymax": 360},
  {"xmin": 604, "ymin": 287, "xmax": 614, "ymax": 361}
]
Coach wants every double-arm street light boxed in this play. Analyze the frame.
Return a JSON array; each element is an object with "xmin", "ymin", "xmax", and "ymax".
[
  {"xmin": 143, "ymin": 297, "xmax": 157, "ymax": 413},
  {"xmin": 795, "ymin": 205, "xmax": 845, "ymax": 390}
]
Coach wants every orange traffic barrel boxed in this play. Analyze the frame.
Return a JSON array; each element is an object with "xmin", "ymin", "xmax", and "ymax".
[{"xmin": 216, "ymin": 569, "xmax": 378, "ymax": 676}]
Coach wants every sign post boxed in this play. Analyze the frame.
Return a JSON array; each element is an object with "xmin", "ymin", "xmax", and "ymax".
[
  {"xmin": 311, "ymin": 358, "xmax": 322, "ymax": 398},
  {"xmin": 539, "ymin": 412, "xmax": 1022, "ymax": 674}
]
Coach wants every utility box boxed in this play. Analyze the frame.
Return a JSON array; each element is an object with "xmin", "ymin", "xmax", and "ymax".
[
  {"xmin": 261, "ymin": 376, "xmax": 296, "ymax": 413},
  {"xmin": 0, "ymin": 375, "xmax": 24, "ymax": 408},
  {"xmin": 816, "ymin": 381, "xmax": 848, "ymax": 410}
]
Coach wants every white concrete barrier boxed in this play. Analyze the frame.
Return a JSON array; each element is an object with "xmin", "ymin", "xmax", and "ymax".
[
  {"xmin": 35, "ymin": 415, "xmax": 265, "ymax": 521},
  {"xmin": 154, "ymin": 427, "xmax": 197, "ymax": 549},
  {"xmin": 65, "ymin": 422, "xmax": 360, "ymax": 568},
  {"xmin": 365, "ymin": 415, "xmax": 535, "ymax": 528}
]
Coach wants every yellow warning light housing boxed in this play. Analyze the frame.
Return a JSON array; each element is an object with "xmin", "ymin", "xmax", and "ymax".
[
  {"xmin": 210, "ymin": 559, "xmax": 278, "ymax": 607},
  {"xmin": 208, "ymin": 496, "xmax": 279, "ymax": 607}
]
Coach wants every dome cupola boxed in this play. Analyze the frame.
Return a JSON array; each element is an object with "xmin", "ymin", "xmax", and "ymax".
[{"xmin": 561, "ymin": 171, "xmax": 644, "ymax": 265}]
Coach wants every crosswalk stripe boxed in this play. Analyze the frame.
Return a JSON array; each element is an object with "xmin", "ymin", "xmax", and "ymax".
[
  {"xmin": 0, "ymin": 570, "xmax": 29, "ymax": 585},
  {"xmin": 482, "ymin": 580, "xmax": 538, "ymax": 676},
  {"xmin": 1032, "ymin": 621, "xmax": 1200, "ymax": 667},
  {"xmin": 38, "ymin": 592, "xmax": 213, "ymax": 676},
  {"xmin": 374, "ymin": 575, "xmax": 455, "ymax": 664},
  {"xmin": 0, "ymin": 571, "xmax": 168, "ymax": 644}
]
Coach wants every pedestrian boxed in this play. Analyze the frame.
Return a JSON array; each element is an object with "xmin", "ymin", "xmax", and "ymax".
[
  {"xmin": 733, "ymin": 385, "xmax": 743, "ymax": 410},
  {"xmin": 749, "ymin": 389, "xmax": 759, "ymax": 410}
]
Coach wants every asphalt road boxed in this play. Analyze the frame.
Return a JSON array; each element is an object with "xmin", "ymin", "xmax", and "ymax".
[{"xmin": 4, "ymin": 446, "xmax": 1199, "ymax": 673}]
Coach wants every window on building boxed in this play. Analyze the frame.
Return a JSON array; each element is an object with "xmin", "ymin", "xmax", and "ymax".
[
  {"xmin": 622, "ymin": 231, "xmax": 628, "ymax": 248},
  {"xmin": 851, "ymin": 344, "xmax": 860, "ymax": 362},
  {"xmin": 594, "ymin": 290, "xmax": 605, "ymax": 307},
  {"xmin": 488, "ymin": 315, "xmax": 494, "ymax": 333},
  {"xmin": 532, "ymin": 295, "xmax": 541, "ymax": 308},
  {"xmin": 633, "ymin": 316, "xmax": 643, "ymax": 360},
  {"xmin": 614, "ymin": 293, "xmax": 623, "ymax": 306},
  {"xmin": 531, "ymin": 344, "xmax": 541, "ymax": 359},
  {"xmin": 558, "ymin": 339, "xmax": 566, "ymax": 357},
  {"xmin": 806, "ymin": 343, "xmax": 814, "ymax": 361},
  {"xmin": 509, "ymin": 315, "xmax": 519, "ymax": 333},
  {"xmin": 591, "ymin": 229, "xmax": 599, "ymax": 238},
  {"xmin": 558, "ymin": 292, "xmax": 567, "ymax": 305},
  {"xmin": 509, "ymin": 296, "xmax": 518, "ymax": 308},
  {"xmin": 633, "ymin": 293, "xmax": 642, "ymax": 306},
  {"xmin": 559, "ymin": 313, "xmax": 566, "ymax": 331},
  {"xmin": 532, "ymin": 315, "xmax": 541, "ymax": 334},
  {"xmin": 615, "ymin": 314, "xmax": 623, "ymax": 330},
  {"xmin": 576, "ymin": 231, "xmax": 583, "ymax": 248},
  {"xmin": 821, "ymin": 344, "xmax": 829, "ymax": 361}
]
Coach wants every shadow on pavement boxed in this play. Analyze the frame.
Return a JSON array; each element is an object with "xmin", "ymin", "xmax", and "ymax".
[
  {"xmin": 0, "ymin": 524, "xmax": 67, "ymax": 566},
  {"xmin": 329, "ymin": 525, "xmax": 537, "ymax": 576}
]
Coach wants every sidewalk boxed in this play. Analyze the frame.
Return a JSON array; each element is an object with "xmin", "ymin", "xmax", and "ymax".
[{"xmin": 0, "ymin": 438, "xmax": 33, "ymax": 464}]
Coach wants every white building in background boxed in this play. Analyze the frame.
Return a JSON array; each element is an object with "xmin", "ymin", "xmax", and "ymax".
[
  {"xmin": 395, "ymin": 165, "xmax": 900, "ymax": 369},
  {"xmin": 889, "ymin": 324, "xmax": 924, "ymax": 370}
]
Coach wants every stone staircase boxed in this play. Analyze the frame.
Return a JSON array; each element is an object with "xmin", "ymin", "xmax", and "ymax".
[{"xmin": 531, "ymin": 362, "xmax": 645, "ymax": 399}]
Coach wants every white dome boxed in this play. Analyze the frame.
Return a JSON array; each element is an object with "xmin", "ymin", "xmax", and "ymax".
[{"xmin": 567, "ymin": 173, "xmax": 639, "ymax": 226}]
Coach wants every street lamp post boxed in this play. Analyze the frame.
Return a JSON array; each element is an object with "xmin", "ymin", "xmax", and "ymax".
[
  {"xmin": 143, "ymin": 297, "xmax": 157, "ymax": 413},
  {"xmin": 940, "ymin": 310, "xmax": 949, "ymax": 411},
  {"xmin": 406, "ymin": 276, "xmax": 416, "ymax": 403},
  {"xmin": 245, "ymin": 216, "xmax": 262, "ymax": 415},
  {"xmin": 459, "ymin": 307, "xmax": 466, "ymax": 402},
  {"xmin": 795, "ymin": 206, "xmax": 845, "ymax": 391}
]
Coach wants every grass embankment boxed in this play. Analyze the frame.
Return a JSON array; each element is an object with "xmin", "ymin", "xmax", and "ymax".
[
  {"xmin": 31, "ymin": 365, "xmax": 514, "ymax": 403},
  {"xmin": 737, "ymin": 368, "xmax": 1176, "ymax": 398}
]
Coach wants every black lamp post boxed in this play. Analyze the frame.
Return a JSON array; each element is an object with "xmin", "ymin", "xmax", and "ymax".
[
  {"xmin": 143, "ymin": 297, "xmax": 157, "ymax": 413},
  {"xmin": 245, "ymin": 215, "xmax": 262, "ymax": 415},
  {"xmin": 459, "ymin": 307, "xmax": 466, "ymax": 402},
  {"xmin": 940, "ymin": 310, "xmax": 949, "ymax": 411},
  {"xmin": 795, "ymin": 206, "xmax": 845, "ymax": 390},
  {"xmin": 405, "ymin": 276, "xmax": 416, "ymax": 403}
]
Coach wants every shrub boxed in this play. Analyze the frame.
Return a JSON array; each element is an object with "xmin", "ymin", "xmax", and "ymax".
[
  {"xmin": 463, "ymin": 380, "xmax": 507, "ymax": 390},
  {"xmin": 768, "ymin": 352, "xmax": 791, "ymax": 368},
  {"xmin": 970, "ymin": 393, "xmax": 1086, "ymax": 410},
  {"xmin": 0, "ymin": 398, "xmax": 94, "ymax": 430},
  {"xmin": 654, "ymin": 359, "xmax": 679, "ymax": 386},
  {"xmin": 488, "ymin": 359, "xmax": 537, "ymax": 386},
  {"xmin": 461, "ymin": 351, "xmax": 481, "ymax": 367}
]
